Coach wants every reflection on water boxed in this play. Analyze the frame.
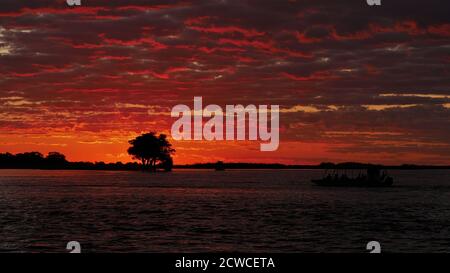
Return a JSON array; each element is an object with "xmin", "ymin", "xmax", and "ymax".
[{"xmin": 0, "ymin": 169, "xmax": 449, "ymax": 253}]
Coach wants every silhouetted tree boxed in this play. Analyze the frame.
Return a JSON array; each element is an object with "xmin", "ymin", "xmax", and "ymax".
[
  {"xmin": 160, "ymin": 156, "xmax": 173, "ymax": 172},
  {"xmin": 45, "ymin": 152, "xmax": 68, "ymax": 168},
  {"xmin": 15, "ymin": 152, "xmax": 45, "ymax": 168},
  {"xmin": 215, "ymin": 161, "xmax": 225, "ymax": 171},
  {"xmin": 319, "ymin": 162, "xmax": 335, "ymax": 169},
  {"xmin": 127, "ymin": 132, "xmax": 175, "ymax": 172},
  {"xmin": 0, "ymin": 153, "xmax": 15, "ymax": 168}
]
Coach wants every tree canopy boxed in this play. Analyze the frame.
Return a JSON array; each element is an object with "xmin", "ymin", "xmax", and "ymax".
[
  {"xmin": 127, "ymin": 132, "xmax": 175, "ymax": 172},
  {"xmin": 0, "ymin": 152, "xmax": 67, "ymax": 169}
]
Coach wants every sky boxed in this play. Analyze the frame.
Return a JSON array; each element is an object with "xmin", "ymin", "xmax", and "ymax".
[{"xmin": 0, "ymin": 0, "xmax": 449, "ymax": 165}]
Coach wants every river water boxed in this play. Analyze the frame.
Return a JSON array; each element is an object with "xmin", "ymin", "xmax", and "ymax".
[{"xmin": 0, "ymin": 169, "xmax": 449, "ymax": 253}]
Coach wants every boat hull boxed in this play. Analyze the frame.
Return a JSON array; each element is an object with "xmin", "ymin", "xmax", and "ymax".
[{"xmin": 311, "ymin": 177, "xmax": 393, "ymax": 187}]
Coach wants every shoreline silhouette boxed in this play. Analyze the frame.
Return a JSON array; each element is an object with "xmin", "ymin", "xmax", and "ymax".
[{"xmin": 1, "ymin": 152, "xmax": 449, "ymax": 171}]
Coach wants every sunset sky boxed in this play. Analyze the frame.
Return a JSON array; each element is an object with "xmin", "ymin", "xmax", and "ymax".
[{"xmin": 1, "ymin": 0, "xmax": 449, "ymax": 165}]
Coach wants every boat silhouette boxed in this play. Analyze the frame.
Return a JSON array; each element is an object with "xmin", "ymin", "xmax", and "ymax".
[{"xmin": 312, "ymin": 167, "xmax": 393, "ymax": 187}]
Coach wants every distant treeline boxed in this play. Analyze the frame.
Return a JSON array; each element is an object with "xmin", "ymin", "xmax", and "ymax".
[
  {"xmin": 177, "ymin": 162, "xmax": 450, "ymax": 170},
  {"xmin": 0, "ymin": 152, "xmax": 140, "ymax": 171},
  {"xmin": 1, "ymin": 152, "xmax": 449, "ymax": 170}
]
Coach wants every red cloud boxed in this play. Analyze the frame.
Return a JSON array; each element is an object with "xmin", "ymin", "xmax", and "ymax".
[
  {"xmin": 428, "ymin": 24, "xmax": 450, "ymax": 37},
  {"xmin": 187, "ymin": 25, "xmax": 265, "ymax": 38},
  {"xmin": 99, "ymin": 34, "xmax": 168, "ymax": 50},
  {"xmin": 295, "ymin": 20, "xmax": 430, "ymax": 44},
  {"xmin": 116, "ymin": 3, "xmax": 191, "ymax": 12},
  {"xmin": 281, "ymin": 71, "xmax": 339, "ymax": 81},
  {"xmin": 0, "ymin": 7, "xmax": 107, "ymax": 17},
  {"xmin": 218, "ymin": 38, "xmax": 312, "ymax": 58},
  {"xmin": 295, "ymin": 31, "xmax": 323, "ymax": 44}
]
